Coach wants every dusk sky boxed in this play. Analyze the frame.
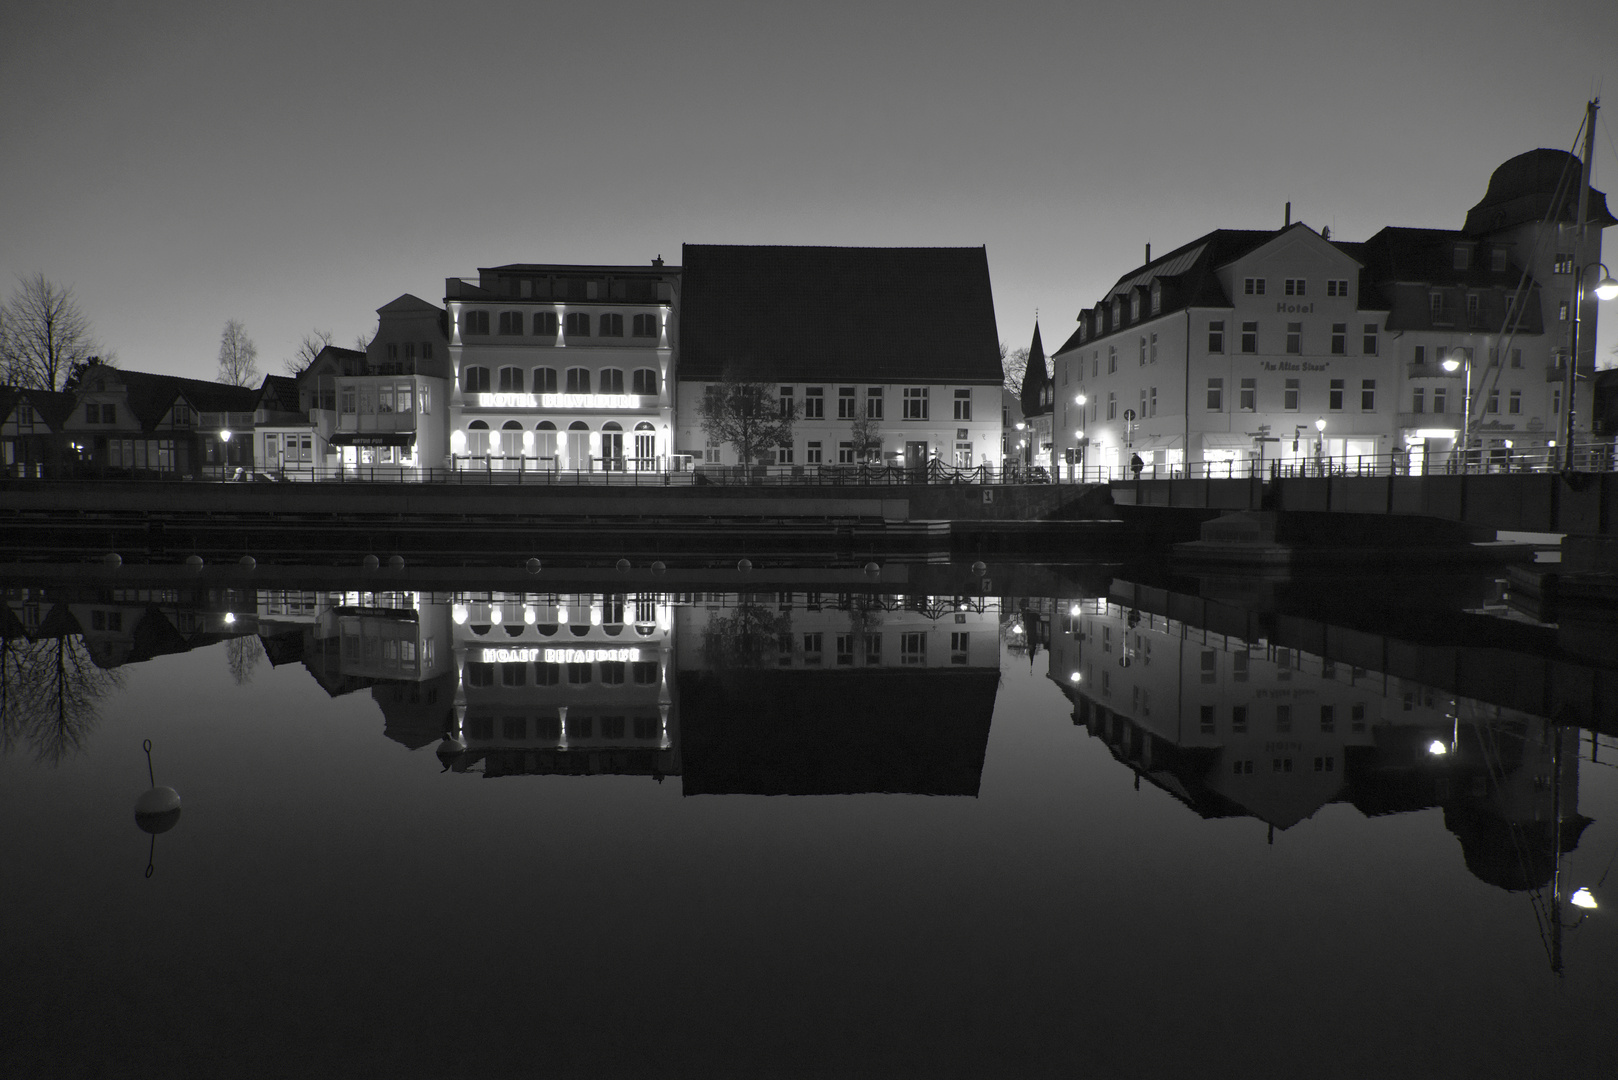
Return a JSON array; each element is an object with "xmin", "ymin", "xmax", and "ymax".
[{"xmin": 4, "ymin": 0, "xmax": 1617, "ymax": 382}]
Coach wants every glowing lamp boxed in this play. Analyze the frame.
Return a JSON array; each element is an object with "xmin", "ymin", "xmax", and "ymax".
[
  {"xmin": 1069, "ymin": 672, "xmax": 1082, "ymax": 683},
  {"xmin": 452, "ymin": 604, "xmax": 469, "ymax": 625},
  {"xmin": 1594, "ymin": 275, "xmax": 1618, "ymax": 301},
  {"xmin": 1427, "ymin": 739, "xmax": 1448, "ymax": 756},
  {"xmin": 1570, "ymin": 887, "xmax": 1598, "ymax": 910}
]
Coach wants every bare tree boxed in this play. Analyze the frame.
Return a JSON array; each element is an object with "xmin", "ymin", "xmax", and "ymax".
[
  {"xmin": 0, "ymin": 631, "xmax": 123, "ymax": 765},
  {"xmin": 1001, "ymin": 343, "xmax": 1030, "ymax": 396},
  {"xmin": 225, "ymin": 635, "xmax": 262, "ymax": 685},
  {"xmin": 216, "ymin": 319, "xmax": 259, "ymax": 387},
  {"xmin": 699, "ymin": 602, "xmax": 793, "ymax": 668},
  {"xmin": 0, "ymin": 273, "xmax": 102, "ymax": 390},
  {"xmin": 285, "ymin": 329, "xmax": 333, "ymax": 376},
  {"xmin": 698, "ymin": 367, "xmax": 797, "ymax": 466},
  {"xmin": 850, "ymin": 411, "xmax": 883, "ymax": 463}
]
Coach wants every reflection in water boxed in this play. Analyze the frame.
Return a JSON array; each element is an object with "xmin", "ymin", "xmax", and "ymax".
[{"xmin": 0, "ymin": 601, "xmax": 126, "ymax": 764}]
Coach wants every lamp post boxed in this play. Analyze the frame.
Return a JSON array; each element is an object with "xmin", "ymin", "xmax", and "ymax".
[
  {"xmin": 1562, "ymin": 260, "xmax": 1618, "ymax": 470},
  {"xmin": 1072, "ymin": 394, "xmax": 1087, "ymax": 481},
  {"xmin": 218, "ymin": 428, "xmax": 233, "ymax": 480},
  {"xmin": 1313, "ymin": 417, "xmax": 1325, "ymax": 476},
  {"xmin": 1441, "ymin": 352, "xmax": 1471, "ymax": 472}
]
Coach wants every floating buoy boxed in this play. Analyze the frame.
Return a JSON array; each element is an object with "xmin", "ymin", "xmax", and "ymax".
[
  {"xmin": 737, "ymin": 558, "xmax": 752, "ymax": 572},
  {"xmin": 525, "ymin": 558, "xmax": 542, "ymax": 575},
  {"xmin": 362, "ymin": 554, "xmax": 379, "ymax": 570},
  {"xmin": 135, "ymin": 740, "xmax": 180, "ymax": 879},
  {"xmin": 238, "ymin": 555, "xmax": 256, "ymax": 570},
  {"xmin": 971, "ymin": 561, "xmax": 987, "ymax": 575},
  {"xmin": 184, "ymin": 555, "xmax": 203, "ymax": 571},
  {"xmin": 104, "ymin": 552, "xmax": 122, "ymax": 568},
  {"xmin": 616, "ymin": 558, "xmax": 631, "ymax": 572},
  {"xmin": 651, "ymin": 561, "xmax": 667, "ymax": 574},
  {"xmin": 388, "ymin": 555, "xmax": 405, "ymax": 570},
  {"xmin": 436, "ymin": 735, "xmax": 467, "ymax": 773},
  {"xmin": 864, "ymin": 562, "xmax": 881, "ymax": 575}
]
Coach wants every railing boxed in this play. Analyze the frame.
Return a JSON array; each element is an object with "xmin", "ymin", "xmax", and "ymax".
[{"xmin": 1092, "ymin": 441, "xmax": 1618, "ymax": 482}]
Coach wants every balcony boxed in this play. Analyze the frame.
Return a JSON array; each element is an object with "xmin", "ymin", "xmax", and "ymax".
[{"xmin": 338, "ymin": 410, "xmax": 418, "ymax": 434}]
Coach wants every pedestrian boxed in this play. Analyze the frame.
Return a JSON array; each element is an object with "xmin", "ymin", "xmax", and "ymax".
[{"xmin": 1130, "ymin": 453, "xmax": 1144, "ymax": 479}]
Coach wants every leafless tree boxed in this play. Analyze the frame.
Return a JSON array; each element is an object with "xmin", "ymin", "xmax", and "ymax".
[
  {"xmin": 849, "ymin": 411, "xmax": 883, "ymax": 463},
  {"xmin": 0, "ymin": 632, "xmax": 123, "ymax": 765},
  {"xmin": 698, "ymin": 367, "xmax": 797, "ymax": 466},
  {"xmin": 0, "ymin": 273, "xmax": 102, "ymax": 390},
  {"xmin": 1001, "ymin": 343, "xmax": 1030, "ymax": 396},
  {"xmin": 225, "ymin": 634, "xmax": 262, "ymax": 684},
  {"xmin": 700, "ymin": 602, "xmax": 792, "ymax": 668},
  {"xmin": 285, "ymin": 329, "xmax": 333, "ymax": 376},
  {"xmin": 216, "ymin": 319, "xmax": 259, "ymax": 387}
]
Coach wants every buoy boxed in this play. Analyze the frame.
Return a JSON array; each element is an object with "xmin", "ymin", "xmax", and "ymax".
[
  {"xmin": 185, "ymin": 555, "xmax": 203, "ymax": 571},
  {"xmin": 737, "ymin": 558, "xmax": 752, "ymax": 572},
  {"xmin": 864, "ymin": 562, "xmax": 881, "ymax": 575},
  {"xmin": 362, "ymin": 554, "xmax": 379, "ymax": 570},
  {"xmin": 436, "ymin": 736, "xmax": 467, "ymax": 773},
  {"xmin": 104, "ymin": 552, "xmax": 122, "ymax": 568},
  {"xmin": 238, "ymin": 555, "xmax": 256, "ymax": 570},
  {"xmin": 971, "ymin": 561, "xmax": 987, "ymax": 575},
  {"xmin": 525, "ymin": 558, "xmax": 542, "ymax": 575},
  {"xmin": 388, "ymin": 555, "xmax": 405, "ymax": 570},
  {"xmin": 651, "ymin": 560, "xmax": 667, "ymax": 574},
  {"xmin": 135, "ymin": 786, "xmax": 182, "ymax": 833},
  {"xmin": 616, "ymin": 558, "xmax": 631, "ymax": 572}
]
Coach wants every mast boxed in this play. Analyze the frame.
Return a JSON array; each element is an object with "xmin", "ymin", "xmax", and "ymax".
[{"xmin": 1560, "ymin": 99, "xmax": 1599, "ymax": 471}]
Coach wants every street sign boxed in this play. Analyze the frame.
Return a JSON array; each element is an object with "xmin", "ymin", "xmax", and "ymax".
[{"xmin": 1123, "ymin": 409, "xmax": 1136, "ymax": 421}]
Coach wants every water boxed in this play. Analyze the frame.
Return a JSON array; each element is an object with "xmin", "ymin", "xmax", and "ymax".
[{"xmin": 3, "ymin": 565, "xmax": 1615, "ymax": 1079}]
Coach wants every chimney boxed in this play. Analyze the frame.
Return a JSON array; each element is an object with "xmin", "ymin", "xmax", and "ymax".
[
  {"xmin": 1285, "ymin": 202, "xmax": 1291, "ymax": 227},
  {"xmin": 1145, "ymin": 243, "xmax": 1151, "ymax": 264},
  {"xmin": 652, "ymin": 255, "xmax": 664, "ymax": 267}
]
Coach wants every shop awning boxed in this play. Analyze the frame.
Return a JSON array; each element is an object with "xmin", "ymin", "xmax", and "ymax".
[
  {"xmin": 1198, "ymin": 433, "xmax": 1256, "ymax": 451},
  {"xmin": 1127, "ymin": 434, "xmax": 1185, "ymax": 455},
  {"xmin": 329, "ymin": 432, "xmax": 416, "ymax": 447}
]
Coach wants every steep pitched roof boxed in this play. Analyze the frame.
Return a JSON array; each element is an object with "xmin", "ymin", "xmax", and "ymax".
[
  {"xmin": 1019, "ymin": 321, "xmax": 1051, "ymax": 417},
  {"xmin": 376, "ymin": 293, "xmax": 445, "ymax": 315},
  {"xmin": 678, "ymin": 244, "xmax": 1003, "ymax": 383},
  {"xmin": 95, "ymin": 369, "xmax": 261, "ymax": 430},
  {"xmin": 0, "ymin": 386, "xmax": 76, "ymax": 428}
]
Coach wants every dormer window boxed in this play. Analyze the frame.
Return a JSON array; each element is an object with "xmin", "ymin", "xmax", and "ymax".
[
  {"xmin": 1130, "ymin": 293, "xmax": 1141, "ymax": 321},
  {"xmin": 1112, "ymin": 297, "xmax": 1123, "ymax": 327},
  {"xmin": 1150, "ymin": 281, "xmax": 1162, "ymax": 315},
  {"xmin": 1453, "ymin": 246, "xmax": 1471, "ymax": 270},
  {"xmin": 1491, "ymin": 248, "xmax": 1508, "ymax": 272}
]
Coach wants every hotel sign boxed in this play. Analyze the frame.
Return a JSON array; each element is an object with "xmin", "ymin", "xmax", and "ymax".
[
  {"xmin": 480, "ymin": 647, "xmax": 643, "ymax": 664},
  {"xmin": 472, "ymin": 393, "xmax": 648, "ymax": 410}
]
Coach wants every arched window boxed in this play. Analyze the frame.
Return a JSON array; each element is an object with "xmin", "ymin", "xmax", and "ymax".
[
  {"xmin": 462, "ymin": 366, "xmax": 490, "ymax": 393},
  {"xmin": 565, "ymin": 368, "xmax": 591, "ymax": 394},
  {"xmin": 599, "ymin": 313, "xmax": 624, "ymax": 337},
  {"xmin": 500, "ymin": 419, "xmax": 523, "ymax": 460},
  {"xmin": 497, "ymin": 366, "xmax": 523, "ymax": 392},
  {"xmin": 534, "ymin": 420, "xmax": 557, "ymax": 467},
  {"xmin": 633, "ymin": 421, "xmax": 656, "ymax": 469},
  {"xmin": 467, "ymin": 419, "xmax": 490, "ymax": 457},
  {"xmin": 600, "ymin": 421, "xmax": 624, "ymax": 471},
  {"xmin": 632, "ymin": 368, "xmax": 659, "ymax": 396},
  {"xmin": 566, "ymin": 420, "xmax": 591, "ymax": 471},
  {"xmin": 533, "ymin": 367, "xmax": 558, "ymax": 394},
  {"xmin": 598, "ymin": 368, "xmax": 625, "ymax": 395}
]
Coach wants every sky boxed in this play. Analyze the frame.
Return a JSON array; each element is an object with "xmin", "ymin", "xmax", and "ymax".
[{"xmin": 4, "ymin": 0, "xmax": 1618, "ymax": 383}]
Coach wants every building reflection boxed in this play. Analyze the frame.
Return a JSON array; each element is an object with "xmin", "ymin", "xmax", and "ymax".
[{"xmin": 1039, "ymin": 585, "xmax": 1593, "ymax": 894}]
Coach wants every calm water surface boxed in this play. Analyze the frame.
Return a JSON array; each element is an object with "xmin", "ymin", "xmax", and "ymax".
[{"xmin": 4, "ymin": 563, "xmax": 1616, "ymax": 1079}]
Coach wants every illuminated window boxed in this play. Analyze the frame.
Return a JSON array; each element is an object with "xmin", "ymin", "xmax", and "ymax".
[{"xmin": 1553, "ymin": 253, "xmax": 1574, "ymax": 275}]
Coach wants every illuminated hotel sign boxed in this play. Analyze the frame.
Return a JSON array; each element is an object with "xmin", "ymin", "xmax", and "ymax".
[
  {"xmin": 472, "ymin": 393, "xmax": 647, "ymax": 410},
  {"xmin": 480, "ymin": 647, "xmax": 642, "ymax": 664}
]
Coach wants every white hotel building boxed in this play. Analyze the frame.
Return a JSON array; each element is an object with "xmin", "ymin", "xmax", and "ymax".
[{"xmin": 445, "ymin": 262, "xmax": 681, "ymax": 473}]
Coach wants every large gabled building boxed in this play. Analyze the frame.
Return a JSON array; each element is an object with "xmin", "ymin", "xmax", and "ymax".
[{"xmin": 675, "ymin": 245, "xmax": 1004, "ymax": 472}]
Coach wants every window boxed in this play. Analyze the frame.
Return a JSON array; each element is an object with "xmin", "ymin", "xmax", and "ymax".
[
  {"xmin": 501, "ymin": 663, "xmax": 526, "ymax": 687},
  {"xmin": 566, "ymin": 663, "xmax": 592, "ymax": 685},
  {"xmin": 530, "ymin": 367, "xmax": 558, "ymax": 394},
  {"xmin": 632, "ymin": 368, "xmax": 658, "ymax": 396},
  {"xmin": 1491, "ymin": 248, "xmax": 1508, "ymax": 272},
  {"xmin": 599, "ymin": 313, "xmax": 624, "ymax": 337},
  {"xmin": 1148, "ymin": 386, "xmax": 1157, "ymax": 417},
  {"xmin": 1244, "ymin": 277, "xmax": 1265, "ymax": 295},
  {"xmin": 1413, "ymin": 345, "xmax": 1427, "ymax": 364},
  {"xmin": 865, "ymin": 633, "xmax": 883, "ymax": 665},
  {"xmin": 778, "ymin": 386, "xmax": 794, "ymax": 418},
  {"xmin": 498, "ymin": 311, "xmax": 522, "ymax": 335},
  {"xmin": 1108, "ymin": 346, "xmax": 1117, "ymax": 373},
  {"xmin": 1558, "ymin": 300, "xmax": 1570, "ymax": 321},
  {"xmin": 953, "ymin": 388, "xmax": 972, "ymax": 420},
  {"xmin": 1284, "ymin": 278, "xmax": 1305, "ymax": 296},
  {"xmin": 806, "ymin": 441, "xmax": 822, "ymax": 464},
  {"xmin": 1329, "ymin": 379, "xmax": 1344, "ymax": 410},
  {"xmin": 631, "ymin": 313, "xmax": 657, "ymax": 337},
  {"xmin": 1509, "ymin": 389, "xmax": 1521, "ymax": 415},
  {"xmin": 802, "ymin": 633, "xmax": 823, "ymax": 664},
  {"xmin": 85, "ymin": 403, "xmax": 116, "ymax": 423},
  {"xmin": 464, "ymin": 310, "xmax": 490, "ymax": 335},
  {"xmin": 1553, "ymin": 253, "xmax": 1574, "ymax": 275},
  {"xmin": 866, "ymin": 387, "xmax": 883, "ymax": 419},
  {"xmin": 1241, "ymin": 321, "xmax": 1258, "ymax": 353},
  {"xmin": 775, "ymin": 445, "xmax": 794, "ymax": 465},
  {"xmin": 378, "ymin": 386, "xmax": 395, "ymax": 414},
  {"xmin": 462, "ymin": 366, "xmax": 490, "ymax": 393},
  {"xmin": 1429, "ymin": 292, "xmax": 1448, "ymax": 322},
  {"xmin": 1487, "ymin": 388, "xmax": 1499, "ymax": 414},
  {"xmin": 564, "ymin": 312, "xmax": 590, "ymax": 337},
  {"xmin": 1206, "ymin": 379, "xmax": 1223, "ymax": 411},
  {"xmin": 1239, "ymin": 378, "xmax": 1256, "ymax": 411},
  {"xmin": 565, "ymin": 368, "xmax": 590, "ymax": 394},
  {"xmin": 1330, "ymin": 323, "xmax": 1346, "ymax": 354},
  {"xmin": 1272, "ymin": 757, "xmax": 1294, "ymax": 774},
  {"xmin": 1200, "ymin": 650, "xmax": 1217, "ymax": 683},
  {"xmin": 1412, "ymin": 388, "xmax": 1425, "ymax": 414},
  {"xmin": 1107, "ymin": 391, "xmax": 1117, "ymax": 419},
  {"xmin": 1232, "ymin": 760, "xmax": 1254, "ymax": 775},
  {"xmin": 1276, "ymin": 704, "xmax": 1292, "ymax": 733},
  {"xmin": 1286, "ymin": 322, "xmax": 1302, "ymax": 354},
  {"xmin": 900, "ymin": 632, "xmax": 926, "ymax": 664},
  {"xmin": 1149, "ymin": 332, "xmax": 1158, "ymax": 363},
  {"xmin": 1552, "ymin": 387, "xmax": 1562, "ymax": 417},
  {"xmin": 1361, "ymin": 379, "xmax": 1376, "ymax": 411},
  {"xmin": 1150, "ymin": 282, "xmax": 1162, "ymax": 315},
  {"xmin": 1363, "ymin": 324, "xmax": 1378, "ymax": 355},
  {"xmin": 804, "ymin": 387, "xmax": 824, "ymax": 419},
  {"xmin": 340, "ymin": 388, "xmax": 356, "ymax": 414},
  {"xmin": 497, "ymin": 366, "xmax": 523, "ymax": 393},
  {"xmin": 1326, "ymin": 279, "xmax": 1349, "ymax": 297},
  {"xmin": 1509, "ymin": 348, "xmax": 1522, "ymax": 369},
  {"xmin": 1208, "ymin": 321, "xmax": 1225, "ymax": 353},
  {"xmin": 838, "ymin": 441, "xmax": 854, "ymax": 464},
  {"xmin": 1454, "ymin": 246, "xmax": 1470, "ymax": 270},
  {"xmin": 1433, "ymin": 387, "xmax": 1448, "ymax": 414},
  {"xmin": 534, "ymin": 311, "xmax": 558, "ymax": 336},
  {"xmin": 902, "ymin": 387, "xmax": 928, "ymax": 419},
  {"xmin": 838, "ymin": 387, "xmax": 857, "ymax": 419},
  {"xmin": 1284, "ymin": 378, "xmax": 1300, "ymax": 410},
  {"xmin": 1138, "ymin": 336, "xmax": 1147, "ymax": 366}
]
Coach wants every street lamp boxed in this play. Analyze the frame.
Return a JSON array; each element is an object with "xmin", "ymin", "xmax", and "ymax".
[
  {"xmin": 1313, "ymin": 417, "xmax": 1325, "ymax": 475},
  {"xmin": 1562, "ymin": 260, "xmax": 1618, "ymax": 469},
  {"xmin": 1441, "ymin": 352, "xmax": 1472, "ymax": 471}
]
